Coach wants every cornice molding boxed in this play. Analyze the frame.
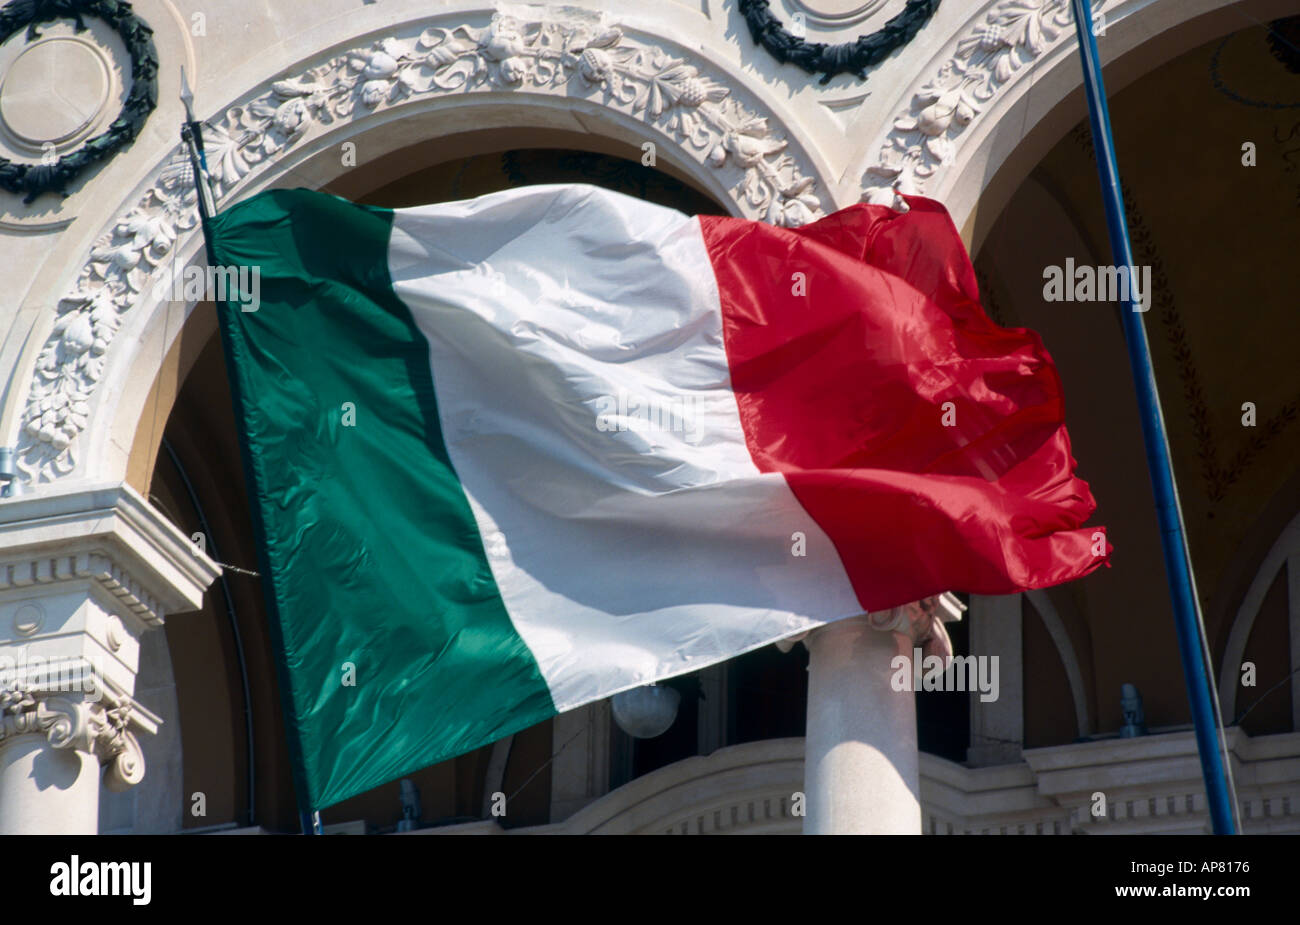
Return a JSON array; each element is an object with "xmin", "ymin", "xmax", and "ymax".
[
  {"xmin": 523, "ymin": 729, "xmax": 1300, "ymax": 834},
  {"xmin": 0, "ymin": 481, "xmax": 220, "ymax": 621}
]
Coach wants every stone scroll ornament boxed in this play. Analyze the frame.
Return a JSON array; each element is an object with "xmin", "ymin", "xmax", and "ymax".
[
  {"xmin": 15, "ymin": 10, "xmax": 824, "ymax": 483},
  {"xmin": 0, "ymin": 688, "xmax": 145, "ymax": 790},
  {"xmin": 737, "ymin": 0, "xmax": 940, "ymax": 84},
  {"xmin": 0, "ymin": 0, "xmax": 159, "ymax": 203}
]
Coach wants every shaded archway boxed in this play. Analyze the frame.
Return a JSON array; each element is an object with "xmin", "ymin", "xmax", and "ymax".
[
  {"xmin": 146, "ymin": 145, "xmax": 728, "ymax": 834},
  {"xmin": 972, "ymin": 13, "xmax": 1299, "ymax": 739},
  {"xmin": 852, "ymin": 0, "xmax": 1298, "ymax": 249}
]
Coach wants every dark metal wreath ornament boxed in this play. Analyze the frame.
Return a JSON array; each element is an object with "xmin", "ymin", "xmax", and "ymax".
[
  {"xmin": 737, "ymin": 0, "xmax": 940, "ymax": 85},
  {"xmin": 0, "ymin": 0, "xmax": 158, "ymax": 203},
  {"xmin": 1267, "ymin": 15, "xmax": 1300, "ymax": 76}
]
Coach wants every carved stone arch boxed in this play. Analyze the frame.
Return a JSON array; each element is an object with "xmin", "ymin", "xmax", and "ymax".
[
  {"xmin": 1218, "ymin": 510, "xmax": 1300, "ymax": 722},
  {"xmin": 9, "ymin": 5, "xmax": 832, "ymax": 487},
  {"xmin": 548, "ymin": 738, "xmax": 807, "ymax": 834},
  {"xmin": 1025, "ymin": 589, "xmax": 1091, "ymax": 738},
  {"xmin": 856, "ymin": 0, "xmax": 1295, "ymax": 248}
]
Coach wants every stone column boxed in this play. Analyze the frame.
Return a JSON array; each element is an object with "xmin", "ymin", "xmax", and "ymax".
[
  {"xmin": 0, "ymin": 484, "xmax": 219, "ymax": 834},
  {"xmin": 802, "ymin": 594, "xmax": 964, "ymax": 835},
  {"xmin": 967, "ymin": 594, "xmax": 1024, "ymax": 766},
  {"xmin": 550, "ymin": 700, "xmax": 612, "ymax": 822},
  {"xmin": 0, "ymin": 689, "xmax": 155, "ymax": 833}
]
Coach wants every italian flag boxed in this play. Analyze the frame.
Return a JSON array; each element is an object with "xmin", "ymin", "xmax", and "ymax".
[{"xmin": 206, "ymin": 184, "xmax": 1107, "ymax": 810}]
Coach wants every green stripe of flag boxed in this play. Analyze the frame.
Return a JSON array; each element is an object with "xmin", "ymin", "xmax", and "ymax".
[{"xmin": 208, "ymin": 189, "xmax": 555, "ymax": 811}]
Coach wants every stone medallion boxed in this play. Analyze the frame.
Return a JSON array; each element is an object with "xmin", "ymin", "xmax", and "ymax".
[
  {"xmin": 0, "ymin": 1, "xmax": 155, "ymax": 224},
  {"xmin": 0, "ymin": 36, "xmax": 112, "ymax": 148}
]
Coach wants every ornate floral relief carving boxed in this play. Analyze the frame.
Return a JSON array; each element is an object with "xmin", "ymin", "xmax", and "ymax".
[
  {"xmin": 864, "ymin": 0, "xmax": 1105, "ymax": 206},
  {"xmin": 0, "ymin": 689, "xmax": 146, "ymax": 788},
  {"xmin": 15, "ymin": 9, "xmax": 824, "ymax": 483}
]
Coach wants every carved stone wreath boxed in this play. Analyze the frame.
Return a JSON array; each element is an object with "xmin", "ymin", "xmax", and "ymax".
[
  {"xmin": 0, "ymin": 0, "xmax": 158, "ymax": 204},
  {"xmin": 15, "ymin": 10, "xmax": 825, "ymax": 483},
  {"xmin": 1210, "ymin": 16, "xmax": 1300, "ymax": 111},
  {"xmin": 738, "ymin": 0, "xmax": 941, "ymax": 85},
  {"xmin": 1267, "ymin": 15, "xmax": 1300, "ymax": 76}
]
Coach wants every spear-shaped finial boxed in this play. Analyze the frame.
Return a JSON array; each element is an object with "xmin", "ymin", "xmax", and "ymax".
[
  {"xmin": 180, "ymin": 66, "xmax": 197, "ymax": 124},
  {"xmin": 179, "ymin": 67, "xmax": 215, "ymax": 220}
]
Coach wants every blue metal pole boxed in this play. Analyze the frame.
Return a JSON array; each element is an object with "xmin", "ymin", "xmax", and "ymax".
[
  {"xmin": 1068, "ymin": 0, "xmax": 1236, "ymax": 834},
  {"xmin": 300, "ymin": 810, "xmax": 323, "ymax": 835}
]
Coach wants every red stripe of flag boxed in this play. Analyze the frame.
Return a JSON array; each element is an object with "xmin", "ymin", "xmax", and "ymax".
[{"xmin": 700, "ymin": 194, "xmax": 1109, "ymax": 611}]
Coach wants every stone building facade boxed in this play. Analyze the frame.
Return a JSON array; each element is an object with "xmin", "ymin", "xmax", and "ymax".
[{"xmin": 0, "ymin": 0, "xmax": 1297, "ymax": 834}]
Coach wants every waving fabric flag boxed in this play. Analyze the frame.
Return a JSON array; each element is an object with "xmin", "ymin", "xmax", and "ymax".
[{"xmin": 206, "ymin": 184, "xmax": 1108, "ymax": 810}]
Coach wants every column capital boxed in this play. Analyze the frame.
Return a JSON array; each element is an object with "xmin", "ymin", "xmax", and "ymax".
[
  {"xmin": 867, "ymin": 591, "xmax": 966, "ymax": 659},
  {"xmin": 0, "ymin": 482, "xmax": 218, "ymax": 828},
  {"xmin": 0, "ymin": 683, "xmax": 159, "ymax": 792},
  {"xmin": 777, "ymin": 592, "xmax": 966, "ymax": 657}
]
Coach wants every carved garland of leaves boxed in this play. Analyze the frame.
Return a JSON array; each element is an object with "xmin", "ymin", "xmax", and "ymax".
[
  {"xmin": 737, "ymin": 0, "xmax": 940, "ymax": 85},
  {"xmin": 1267, "ymin": 15, "xmax": 1300, "ymax": 76},
  {"xmin": 16, "ymin": 14, "xmax": 823, "ymax": 482},
  {"xmin": 0, "ymin": 0, "xmax": 158, "ymax": 204},
  {"xmin": 865, "ymin": 0, "xmax": 1101, "ymax": 205},
  {"xmin": 191, "ymin": 17, "xmax": 822, "ymax": 223}
]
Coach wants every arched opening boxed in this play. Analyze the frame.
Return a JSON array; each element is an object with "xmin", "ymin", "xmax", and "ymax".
[
  {"xmin": 1218, "ymin": 509, "xmax": 1300, "ymax": 732},
  {"xmin": 135, "ymin": 142, "xmax": 728, "ymax": 833},
  {"xmin": 79, "ymin": 5, "xmax": 1300, "ymax": 834},
  {"xmin": 1234, "ymin": 565, "xmax": 1292, "ymax": 735},
  {"xmin": 973, "ymin": 14, "xmax": 1298, "ymax": 743},
  {"xmin": 949, "ymin": 0, "xmax": 1300, "ymax": 252}
]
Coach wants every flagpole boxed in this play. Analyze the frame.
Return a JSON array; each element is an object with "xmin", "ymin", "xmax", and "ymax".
[
  {"xmin": 300, "ymin": 810, "xmax": 323, "ymax": 835},
  {"xmin": 179, "ymin": 69, "xmax": 323, "ymax": 835},
  {"xmin": 1068, "ymin": 0, "xmax": 1238, "ymax": 834},
  {"xmin": 179, "ymin": 69, "xmax": 216, "ymax": 229}
]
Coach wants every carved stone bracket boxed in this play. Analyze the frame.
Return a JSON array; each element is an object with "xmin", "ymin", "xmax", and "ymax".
[
  {"xmin": 14, "ymin": 7, "xmax": 825, "ymax": 484},
  {"xmin": 863, "ymin": 0, "xmax": 1105, "ymax": 208}
]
